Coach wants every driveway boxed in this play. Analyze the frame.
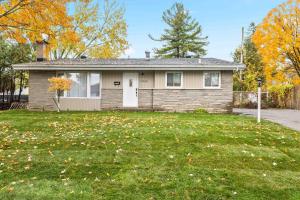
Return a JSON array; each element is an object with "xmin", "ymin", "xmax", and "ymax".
[{"xmin": 233, "ymin": 108, "xmax": 300, "ymax": 132}]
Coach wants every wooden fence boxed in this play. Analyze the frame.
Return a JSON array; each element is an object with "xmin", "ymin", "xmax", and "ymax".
[
  {"xmin": 288, "ymin": 85, "xmax": 300, "ymax": 110},
  {"xmin": 0, "ymin": 94, "xmax": 28, "ymax": 110}
]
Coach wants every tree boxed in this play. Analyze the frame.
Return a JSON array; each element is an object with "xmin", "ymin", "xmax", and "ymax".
[
  {"xmin": 0, "ymin": 39, "xmax": 33, "ymax": 103},
  {"xmin": 51, "ymin": 0, "xmax": 128, "ymax": 59},
  {"xmin": 233, "ymin": 23, "xmax": 264, "ymax": 91},
  {"xmin": 149, "ymin": 2, "xmax": 208, "ymax": 58},
  {"xmin": 0, "ymin": 0, "xmax": 74, "ymax": 43},
  {"xmin": 48, "ymin": 77, "xmax": 72, "ymax": 112},
  {"xmin": 252, "ymin": 0, "xmax": 300, "ymax": 86}
]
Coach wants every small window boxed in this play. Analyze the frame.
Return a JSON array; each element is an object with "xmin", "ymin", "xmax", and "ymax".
[
  {"xmin": 204, "ymin": 71, "xmax": 221, "ymax": 88},
  {"xmin": 57, "ymin": 72, "xmax": 64, "ymax": 78},
  {"xmin": 166, "ymin": 72, "xmax": 182, "ymax": 87}
]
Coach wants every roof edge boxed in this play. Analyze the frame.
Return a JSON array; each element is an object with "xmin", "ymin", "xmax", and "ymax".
[{"xmin": 13, "ymin": 64, "xmax": 245, "ymax": 71}]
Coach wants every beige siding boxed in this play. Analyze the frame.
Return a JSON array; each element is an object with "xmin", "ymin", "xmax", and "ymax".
[
  {"xmin": 60, "ymin": 98, "xmax": 101, "ymax": 111},
  {"xmin": 155, "ymin": 71, "xmax": 203, "ymax": 89},
  {"xmin": 139, "ymin": 71, "xmax": 154, "ymax": 89},
  {"xmin": 154, "ymin": 71, "xmax": 230, "ymax": 89},
  {"xmin": 102, "ymin": 71, "xmax": 123, "ymax": 89},
  {"xmin": 102, "ymin": 71, "xmax": 154, "ymax": 89},
  {"xmin": 154, "ymin": 71, "xmax": 165, "ymax": 89},
  {"xmin": 184, "ymin": 71, "xmax": 202, "ymax": 89}
]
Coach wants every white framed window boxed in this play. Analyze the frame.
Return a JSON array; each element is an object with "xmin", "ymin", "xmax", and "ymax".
[
  {"xmin": 165, "ymin": 72, "xmax": 183, "ymax": 88},
  {"xmin": 57, "ymin": 72, "xmax": 101, "ymax": 98},
  {"xmin": 203, "ymin": 71, "xmax": 221, "ymax": 89}
]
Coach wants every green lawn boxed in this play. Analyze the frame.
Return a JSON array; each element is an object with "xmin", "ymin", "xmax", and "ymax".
[{"xmin": 0, "ymin": 111, "xmax": 300, "ymax": 200}]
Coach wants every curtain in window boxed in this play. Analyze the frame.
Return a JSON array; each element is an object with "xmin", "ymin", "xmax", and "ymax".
[
  {"xmin": 90, "ymin": 73, "xmax": 100, "ymax": 97},
  {"xmin": 66, "ymin": 72, "xmax": 87, "ymax": 97},
  {"xmin": 211, "ymin": 72, "xmax": 219, "ymax": 87},
  {"xmin": 167, "ymin": 72, "xmax": 182, "ymax": 87},
  {"xmin": 205, "ymin": 72, "xmax": 220, "ymax": 87}
]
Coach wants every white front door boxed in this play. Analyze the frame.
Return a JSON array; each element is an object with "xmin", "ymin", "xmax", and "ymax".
[{"xmin": 123, "ymin": 72, "xmax": 139, "ymax": 107}]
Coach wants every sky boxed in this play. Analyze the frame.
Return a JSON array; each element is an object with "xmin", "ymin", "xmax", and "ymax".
[{"xmin": 71, "ymin": 0, "xmax": 286, "ymax": 61}]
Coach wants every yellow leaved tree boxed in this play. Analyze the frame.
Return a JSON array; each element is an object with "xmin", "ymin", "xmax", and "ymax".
[
  {"xmin": 0, "ymin": 0, "xmax": 75, "ymax": 43},
  {"xmin": 252, "ymin": 0, "xmax": 300, "ymax": 106},
  {"xmin": 51, "ymin": 0, "xmax": 128, "ymax": 59},
  {"xmin": 48, "ymin": 77, "xmax": 72, "ymax": 112},
  {"xmin": 0, "ymin": 0, "xmax": 127, "ymax": 59}
]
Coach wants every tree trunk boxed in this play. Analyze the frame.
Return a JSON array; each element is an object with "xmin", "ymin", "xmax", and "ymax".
[
  {"xmin": 176, "ymin": 47, "xmax": 180, "ymax": 58},
  {"xmin": 2, "ymin": 91, "xmax": 4, "ymax": 103},
  {"xmin": 18, "ymin": 72, "xmax": 24, "ymax": 102},
  {"xmin": 9, "ymin": 77, "xmax": 15, "ymax": 104}
]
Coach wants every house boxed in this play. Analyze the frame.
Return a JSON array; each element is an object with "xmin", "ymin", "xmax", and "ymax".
[{"xmin": 13, "ymin": 42, "xmax": 245, "ymax": 113}]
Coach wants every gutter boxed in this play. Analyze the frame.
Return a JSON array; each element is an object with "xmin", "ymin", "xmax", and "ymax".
[{"xmin": 13, "ymin": 64, "xmax": 246, "ymax": 71}]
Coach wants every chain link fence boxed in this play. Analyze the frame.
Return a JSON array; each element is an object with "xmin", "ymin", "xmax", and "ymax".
[
  {"xmin": 233, "ymin": 91, "xmax": 269, "ymax": 109},
  {"xmin": 234, "ymin": 86, "xmax": 300, "ymax": 110}
]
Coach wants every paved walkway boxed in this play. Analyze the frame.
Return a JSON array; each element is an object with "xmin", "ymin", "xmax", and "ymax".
[{"xmin": 233, "ymin": 108, "xmax": 300, "ymax": 132}]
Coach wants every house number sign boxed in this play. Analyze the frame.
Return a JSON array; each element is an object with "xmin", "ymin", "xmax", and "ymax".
[{"xmin": 114, "ymin": 81, "xmax": 121, "ymax": 86}]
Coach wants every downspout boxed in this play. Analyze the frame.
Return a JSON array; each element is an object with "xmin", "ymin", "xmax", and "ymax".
[{"xmin": 152, "ymin": 71, "xmax": 155, "ymax": 111}]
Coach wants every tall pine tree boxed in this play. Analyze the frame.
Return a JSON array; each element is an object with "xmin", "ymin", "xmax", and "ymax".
[{"xmin": 149, "ymin": 3, "xmax": 208, "ymax": 58}]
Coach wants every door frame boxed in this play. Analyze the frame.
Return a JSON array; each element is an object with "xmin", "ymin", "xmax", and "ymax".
[{"xmin": 123, "ymin": 72, "xmax": 139, "ymax": 108}]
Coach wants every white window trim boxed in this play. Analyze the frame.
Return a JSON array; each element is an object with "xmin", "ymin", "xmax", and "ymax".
[
  {"xmin": 203, "ymin": 71, "xmax": 221, "ymax": 89},
  {"xmin": 165, "ymin": 71, "xmax": 183, "ymax": 89},
  {"xmin": 56, "ymin": 71, "xmax": 102, "ymax": 99}
]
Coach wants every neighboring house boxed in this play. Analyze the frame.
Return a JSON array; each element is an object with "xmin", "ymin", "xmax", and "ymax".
[{"xmin": 13, "ymin": 42, "xmax": 245, "ymax": 113}]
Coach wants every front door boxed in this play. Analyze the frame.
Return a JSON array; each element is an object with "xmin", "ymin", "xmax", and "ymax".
[{"xmin": 123, "ymin": 72, "xmax": 139, "ymax": 107}]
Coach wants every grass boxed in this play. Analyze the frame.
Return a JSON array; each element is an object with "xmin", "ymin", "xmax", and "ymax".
[{"xmin": 0, "ymin": 110, "xmax": 300, "ymax": 200}]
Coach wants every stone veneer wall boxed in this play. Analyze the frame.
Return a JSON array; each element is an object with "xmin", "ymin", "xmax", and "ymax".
[
  {"xmin": 152, "ymin": 89, "xmax": 232, "ymax": 113},
  {"xmin": 138, "ymin": 89, "xmax": 153, "ymax": 109},
  {"xmin": 28, "ymin": 71, "xmax": 56, "ymax": 111},
  {"xmin": 101, "ymin": 89, "xmax": 123, "ymax": 109}
]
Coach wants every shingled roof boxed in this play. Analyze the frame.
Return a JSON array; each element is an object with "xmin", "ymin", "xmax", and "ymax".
[
  {"xmin": 16, "ymin": 58, "xmax": 238, "ymax": 66},
  {"xmin": 13, "ymin": 58, "xmax": 245, "ymax": 71}
]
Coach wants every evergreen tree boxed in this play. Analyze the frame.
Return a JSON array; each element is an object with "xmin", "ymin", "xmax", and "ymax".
[
  {"xmin": 149, "ymin": 3, "xmax": 208, "ymax": 58},
  {"xmin": 233, "ymin": 23, "xmax": 264, "ymax": 91}
]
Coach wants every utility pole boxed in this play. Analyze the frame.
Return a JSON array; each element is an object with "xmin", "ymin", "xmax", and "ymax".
[
  {"xmin": 240, "ymin": 27, "xmax": 244, "ymax": 79},
  {"xmin": 241, "ymin": 27, "xmax": 244, "ymax": 65},
  {"xmin": 239, "ymin": 27, "xmax": 244, "ymax": 106}
]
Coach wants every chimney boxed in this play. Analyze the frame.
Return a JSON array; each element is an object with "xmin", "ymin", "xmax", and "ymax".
[
  {"xmin": 145, "ymin": 51, "xmax": 150, "ymax": 60},
  {"xmin": 36, "ymin": 40, "xmax": 48, "ymax": 62}
]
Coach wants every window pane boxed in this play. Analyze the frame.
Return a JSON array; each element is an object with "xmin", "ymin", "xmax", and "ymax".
[
  {"xmin": 173, "ymin": 73, "xmax": 181, "ymax": 86},
  {"xmin": 211, "ymin": 72, "xmax": 219, "ymax": 87},
  {"xmin": 167, "ymin": 73, "xmax": 174, "ymax": 86},
  {"xmin": 167, "ymin": 72, "xmax": 181, "ymax": 87},
  {"xmin": 57, "ymin": 72, "xmax": 64, "ymax": 78},
  {"xmin": 66, "ymin": 72, "xmax": 87, "ymax": 97},
  {"xmin": 204, "ymin": 72, "xmax": 220, "ymax": 88},
  {"xmin": 204, "ymin": 73, "xmax": 211, "ymax": 87},
  {"xmin": 90, "ymin": 73, "xmax": 100, "ymax": 97}
]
